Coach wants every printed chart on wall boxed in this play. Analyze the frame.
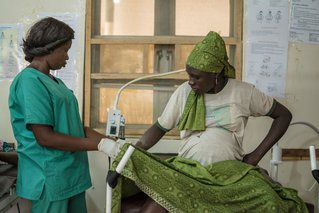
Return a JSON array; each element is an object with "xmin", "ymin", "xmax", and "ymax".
[
  {"xmin": 289, "ymin": 0, "xmax": 319, "ymax": 44},
  {"xmin": 244, "ymin": 0, "xmax": 289, "ymax": 97},
  {"xmin": 0, "ymin": 25, "xmax": 23, "ymax": 80},
  {"xmin": 40, "ymin": 12, "xmax": 80, "ymax": 92}
]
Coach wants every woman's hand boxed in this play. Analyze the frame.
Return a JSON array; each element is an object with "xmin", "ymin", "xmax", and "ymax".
[
  {"xmin": 242, "ymin": 152, "xmax": 260, "ymax": 166},
  {"xmin": 244, "ymin": 101, "xmax": 292, "ymax": 167}
]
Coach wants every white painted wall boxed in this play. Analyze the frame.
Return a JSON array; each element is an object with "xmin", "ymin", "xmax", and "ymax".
[
  {"xmin": 1, "ymin": 1, "xmax": 319, "ymax": 212},
  {"xmin": 0, "ymin": 0, "xmax": 86, "ymax": 131},
  {"xmin": 243, "ymin": 43, "xmax": 319, "ymax": 210}
]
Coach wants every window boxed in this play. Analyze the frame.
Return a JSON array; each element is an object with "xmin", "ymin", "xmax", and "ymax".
[{"xmin": 84, "ymin": 0, "xmax": 243, "ymax": 137}]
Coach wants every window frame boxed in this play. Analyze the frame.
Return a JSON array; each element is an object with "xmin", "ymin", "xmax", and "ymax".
[{"xmin": 84, "ymin": 0, "xmax": 243, "ymax": 137}]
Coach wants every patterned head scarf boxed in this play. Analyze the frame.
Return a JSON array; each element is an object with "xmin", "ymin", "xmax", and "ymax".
[
  {"xmin": 178, "ymin": 31, "xmax": 235, "ymax": 131},
  {"xmin": 186, "ymin": 31, "xmax": 235, "ymax": 78}
]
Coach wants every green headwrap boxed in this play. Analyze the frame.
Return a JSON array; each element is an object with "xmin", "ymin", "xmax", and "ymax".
[
  {"xmin": 186, "ymin": 31, "xmax": 235, "ymax": 78},
  {"xmin": 178, "ymin": 31, "xmax": 235, "ymax": 131}
]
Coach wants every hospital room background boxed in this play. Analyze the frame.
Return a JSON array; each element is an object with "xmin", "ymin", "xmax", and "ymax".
[{"xmin": 1, "ymin": 0, "xmax": 319, "ymax": 212}]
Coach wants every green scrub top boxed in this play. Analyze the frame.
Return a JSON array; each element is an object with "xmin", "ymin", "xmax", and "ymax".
[{"xmin": 8, "ymin": 68, "xmax": 92, "ymax": 201}]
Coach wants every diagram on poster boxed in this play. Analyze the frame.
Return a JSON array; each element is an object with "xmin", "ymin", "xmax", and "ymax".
[
  {"xmin": 0, "ymin": 25, "xmax": 23, "ymax": 80},
  {"xmin": 244, "ymin": 0, "xmax": 289, "ymax": 97}
]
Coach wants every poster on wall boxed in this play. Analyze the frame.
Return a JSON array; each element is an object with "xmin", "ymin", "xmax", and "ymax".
[
  {"xmin": 0, "ymin": 24, "xmax": 23, "ymax": 80},
  {"xmin": 244, "ymin": 0, "xmax": 289, "ymax": 98},
  {"xmin": 39, "ymin": 12, "xmax": 80, "ymax": 92},
  {"xmin": 289, "ymin": 0, "xmax": 319, "ymax": 44}
]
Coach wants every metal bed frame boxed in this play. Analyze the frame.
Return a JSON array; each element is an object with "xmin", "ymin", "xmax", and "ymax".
[{"xmin": 0, "ymin": 187, "xmax": 19, "ymax": 213}]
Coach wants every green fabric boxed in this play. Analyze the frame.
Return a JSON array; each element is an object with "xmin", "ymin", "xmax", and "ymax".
[
  {"xmin": 179, "ymin": 31, "xmax": 236, "ymax": 131},
  {"xmin": 186, "ymin": 31, "xmax": 236, "ymax": 78},
  {"xmin": 9, "ymin": 68, "xmax": 91, "ymax": 201},
  {"xmin": 177, "ymin": 90, "xmax": 205, "ymax": 131},
  {"xmin": 111, "ymin": 144, "xmax": 308, "ymax": 213}
]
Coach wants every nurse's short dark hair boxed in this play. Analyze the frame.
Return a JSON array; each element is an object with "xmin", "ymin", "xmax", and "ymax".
[{"xmin": 23, "ymin": 17, "xmax": 75, "ymax": 62}]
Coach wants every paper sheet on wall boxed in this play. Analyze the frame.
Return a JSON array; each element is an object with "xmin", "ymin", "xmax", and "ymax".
[
  {"xmin": 289, "ymin": 0, "xmax": 319, "ymax": 44},
  {"xmin": 39, "ymin": 12, "xmax": 80, "ymax": 92},
  {"xmin": 0, "ymin": 25, "xmax": 23, "ymax": 80},
  {"xmin": 244, "ymin": 0, "xmax": 289, "ymax": 98}
]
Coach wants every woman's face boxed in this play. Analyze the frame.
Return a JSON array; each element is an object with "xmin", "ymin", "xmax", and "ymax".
[
  {"xmin": 47, "ymin": 40, "xmax": 72, "ymax": 70},
  {"xmin": 186, "ymin": 66, "xmax": 217, "ymax": 94}
]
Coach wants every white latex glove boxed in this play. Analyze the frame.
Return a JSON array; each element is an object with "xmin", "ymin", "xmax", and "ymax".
[{"xmin": 98, "ymin": 138, "xmax": 126, "ymax": 158}]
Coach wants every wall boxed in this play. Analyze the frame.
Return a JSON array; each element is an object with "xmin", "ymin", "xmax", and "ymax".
[
  {"xmin": 1, "ymin": 1, "xmax": 319, "ymax": 213},
  {"xmin": 241, "ymin": 3, "xmax": 319, "ymax": 211},
  {"xmin": 0, "ymin": 0, "xmax": 86, "ymax": 139},
  {"xmin": 243, "ymin": 42, "xmax": 319, "ymax": 210}
]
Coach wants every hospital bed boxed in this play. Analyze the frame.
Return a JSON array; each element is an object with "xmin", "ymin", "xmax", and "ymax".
[
  {"xmin": 0, "ymin": 163, "xmax": 19, "ymax": 213},
  {"xmin": 105, "ymin": 128, "xmax": 317, "ymax": 212},
  {"xmin": 107, "ymin": 144, "xmax": 314, "ymax": 213},
  {"xmin": 105, "ymin": 122, "xmax": 318, "ymax": 212},
  {"xmin": 0, "ymin": 190, "xmax": 19, "ymax": 213}
]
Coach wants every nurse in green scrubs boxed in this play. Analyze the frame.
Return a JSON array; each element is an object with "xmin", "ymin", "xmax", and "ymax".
[{"xmin": 8, "ymin": 17, "xmax": 116, "ymax": 213}]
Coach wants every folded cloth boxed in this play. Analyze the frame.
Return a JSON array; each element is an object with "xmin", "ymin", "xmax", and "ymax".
[
  {"xmin": 0, "ymin": 140, "xmax": 14, "ymax": 152},
  {"xmin": 110, "ymin": 144, "xmax": 308, "ymax": 213}
]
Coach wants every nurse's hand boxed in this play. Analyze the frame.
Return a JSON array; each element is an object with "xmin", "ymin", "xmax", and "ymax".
[{"xmin": 98, "ymin": 138, "xmax": 126, "ymax": 158}]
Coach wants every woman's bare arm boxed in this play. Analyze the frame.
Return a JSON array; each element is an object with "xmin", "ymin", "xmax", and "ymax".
[
  {"xmin": 136, "ymin": 123, "xmax": 166, "ymax": 150},
  {"xmin": 84, "ymin": 126, "xmax": 106, "ymax": 139},
  {"xmin": 243, "ymin": 101, "xmax": 292, "ymax": 166},
  {"xmin": 30, "ymin": 124, "xmax": 101, "ymax": 151}
]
